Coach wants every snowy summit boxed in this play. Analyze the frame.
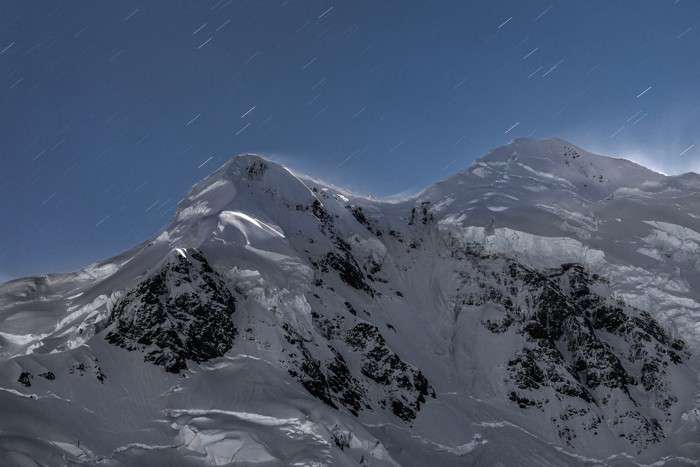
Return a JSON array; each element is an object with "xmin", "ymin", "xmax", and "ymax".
[{"xmin": 1, "ymin": 138, "xmax": 700, "ymax": 466}]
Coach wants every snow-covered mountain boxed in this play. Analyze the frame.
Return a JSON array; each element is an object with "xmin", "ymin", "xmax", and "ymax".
[{"xmin": 1, "ymin": 138, "xmax": 699, "ymax": 466}]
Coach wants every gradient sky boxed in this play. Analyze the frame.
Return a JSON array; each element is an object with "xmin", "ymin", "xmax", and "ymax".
[{"xmin": 1, "ymin": 0, "xmax": 699, "ymax": 281}]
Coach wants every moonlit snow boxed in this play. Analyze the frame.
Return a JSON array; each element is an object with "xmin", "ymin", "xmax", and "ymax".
[{"xmin": 1, "ymin": 138, "xmax": 700, "ymax": 466}]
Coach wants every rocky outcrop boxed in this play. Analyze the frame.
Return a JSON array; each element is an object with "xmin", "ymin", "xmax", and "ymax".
[
  {"xmin": 345, "ymin": 322, "xmax": 434, "ymax": 421},
  {"xmin": 105, "ymin": 248, "xmax": 237, "ymax": 373},
  {"xmin": 281, "ymin": 307, "xmax": 434, "ymax": 423},
  {"xmin": 447, "ymin": 243, "xmax": 688, "ymax": 451}
]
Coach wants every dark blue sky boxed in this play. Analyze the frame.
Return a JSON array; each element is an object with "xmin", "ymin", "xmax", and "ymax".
[{"xmin": 1, "ymin": 0, "xmax": 699, "ymax": 281}]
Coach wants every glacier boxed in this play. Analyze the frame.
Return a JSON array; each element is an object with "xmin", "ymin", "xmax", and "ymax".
[{"xmin": 1, "ymin": 138, "xmax": 700, "ymax": 466}]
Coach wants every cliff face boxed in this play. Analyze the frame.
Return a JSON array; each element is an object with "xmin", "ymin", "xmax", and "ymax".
[{"xmin": 105, "ymin": 248, "xmax": 237, "ymax": 373}]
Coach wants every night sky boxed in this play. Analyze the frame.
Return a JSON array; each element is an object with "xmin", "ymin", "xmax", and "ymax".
[{"xmin": 1, "ymin": 0, "xmax": 699, "ymax": 281}]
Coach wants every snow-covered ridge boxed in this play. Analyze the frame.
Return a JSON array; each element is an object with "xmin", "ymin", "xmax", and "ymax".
[{"xmin": 1, "ymin": 138, "xmax": 700, "ymax": 466}]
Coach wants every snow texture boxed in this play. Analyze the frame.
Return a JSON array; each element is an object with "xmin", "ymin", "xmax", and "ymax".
[{"xmin": 1, "ymin": 139, "xmax": 700, "ymax": 466}]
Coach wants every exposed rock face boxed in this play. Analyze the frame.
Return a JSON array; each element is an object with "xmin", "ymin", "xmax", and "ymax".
[
  {"xmin": 17, "ymin": 371, "xmax": 32, "ymax": 387},
  {"xmin": 282, "ymin": 320, "xmax": 369, "ymax": 417},
  {"xmin": 38, "ymin": 371, "xmax": 55, "ymax": 381},
  {"xmin": 344, "ymin": 322, "xmax": 434, "ymax": 421},
  {"xmin": 105, "ymin": 248, "xmax": 236, "ymax": 372},
  {"xmin": 446, "ymin": 241, "xmax": 688, "ymax": 451},
  {"xmin": 280, "ymin": 305, "xmax": 435, "ymax": 423}
]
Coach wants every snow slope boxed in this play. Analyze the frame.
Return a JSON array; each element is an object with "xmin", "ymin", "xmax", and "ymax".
[{"xmin": 1, "ymin": 139, "xmax": 699, "ymax": 466}]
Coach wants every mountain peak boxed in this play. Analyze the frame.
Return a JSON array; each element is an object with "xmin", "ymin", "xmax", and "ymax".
[
  {"xmin": 171, "ymin": 153, "xmax": 316, "ymax": 229},
  {"xmin": 475, "ymin": 137, "xmax": 649, "ymax": 172},
  {"xmin": 457, "ymin": 138, "xmax": 663, "ymax": 197},
  {"xmin": 220, "ymin": 152, "xmax": 275, "ymax": 174},
  {"xmin": 480, "ymin": 138, "xmax": 591, "ymax": 163},
  {"xmin": 3, "ymin": 137, "xmax": 700, "ymax": 465}
]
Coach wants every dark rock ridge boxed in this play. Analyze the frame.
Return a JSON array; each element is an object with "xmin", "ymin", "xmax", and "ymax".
[
  {"xmin": 345, "ymin": 321, "xmax": 434, "ymax": 421},
  {"xmin": 17, "ymin": 371, "xmax": 32, "ymax": 387},
  {"xmin": 105, "ymin": 248, "xmax": 237, "ymax": 373},
  {"xmin": 281, "ymin": 313, "xmax": 435, "ymax": 423},
  {"xmin": 446, "ymin": 239, "xmax": 688, "ymax": 451},
  {"xmin": 276, "ymin": 183, "xmax": 433, "ymax": 421}
]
